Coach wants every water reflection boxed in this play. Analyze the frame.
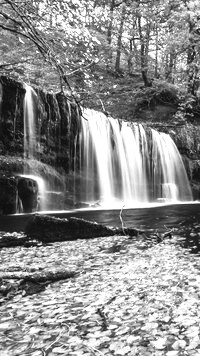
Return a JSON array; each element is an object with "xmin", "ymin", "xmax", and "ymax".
[{"xmin": 0, "ymin": 203, "xmax": 200, "ymax": 253}]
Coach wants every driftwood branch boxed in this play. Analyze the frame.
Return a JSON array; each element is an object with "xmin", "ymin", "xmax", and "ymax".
[
  {"xmin": 97, "ymin": 307, "xmax": 109, "ymax": 331},
  {"xmin": 0, "ymin": 59, "xmax": 33, "ymax": 68},
  {"xmin": 119, "ymin": 204, "xmax": 126, "ymax": 235}
]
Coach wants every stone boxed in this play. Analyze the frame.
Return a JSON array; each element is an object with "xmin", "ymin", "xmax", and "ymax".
[
  {"xmin": 0, "ymin": 176, "xmax": 18, "ymax": 214},
  {"xmin": 17, "ymin": 177, "xmax": 39, "ymax": 213},
  {"xmin": 25, "ymin": 214, "xmax": 140, "ymax": 242}
]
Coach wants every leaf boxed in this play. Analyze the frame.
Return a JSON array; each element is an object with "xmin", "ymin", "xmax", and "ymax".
[
  {"xmin": 0, "ymin": 322, "xmax": 13, "ymax": 331},
  {"xmin": 51, "ymin": 347, "xmax": 66, "ymax": 354},
  {"xmin": 187, "ymin": 336, "xmax": 200, "ymax": 350},
  {"xmin": 127, "ymin": 335, "xmax": 139, "ymax": 344},
  {"xmin": 115, "ymin": 346, "xmax": 131, "ymax": 355},
  {"xmin": 30, "ymin": 351, "xmax": 43, "ymax": 356},
  {"xmin": 28, "ymin": 327, "xmax": 42, "ymax": 335},
  {"xmin": 108, "ymin": 324, "xmax": 118, "ymax": 330},
  {"xmin": 166, "ymin": 351, "xmax": 179, "ymax": 356},
  {"xmin": 172, "ymin": 339, "xmax": 187, "ymax": 350},
  {"xmin": 163, "ymin": 315, "xmax": 171, "ymax": 323},
  {"xmin": 18, "ymin": 37, "xmax": 25, "ymax": 44},
  {"xmin": 150, "ymin": 337, "xmax": 167, "ymax": 350}
]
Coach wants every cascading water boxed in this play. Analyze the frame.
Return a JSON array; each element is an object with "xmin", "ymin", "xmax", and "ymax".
[
  {"xmin": 78, "ymin": 109, "xmax": 192, "ymax": 207},
  {"xmin": 22, "ymin": 84, "xmax": 192, "ymax": 210},
  {"xmin": 23, "ymin": 84, "xmax": 37, "ymax": 159},
  {"xmin": 151, "ymin": 129, "xmax": 192, "ymax": 201},
  {"xmin": 23, "ymin": 84, "xmax": 46, "ymax": 210}
]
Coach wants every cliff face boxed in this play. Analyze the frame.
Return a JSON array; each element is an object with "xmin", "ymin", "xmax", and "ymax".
[
  {"xmin": 0, "ymin": 76, "xmax": 25, "ymax": 157},
  {"xmin": 0, "ymin": 76, "xmax": 82, "ymax": 211},
  {"xmin": 0, "ymin": 76, "xmax": 80, "ymax": 174},
  {"xmin": 170, "ymin": 124, "xmax": 200, "ymax": 199},
  {"xmin": 0, "ymin": 75, "xmax": 200, "ymax": 202}
]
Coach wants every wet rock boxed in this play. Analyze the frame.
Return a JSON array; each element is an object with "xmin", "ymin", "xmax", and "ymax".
[
  {"xmin": 17, "ymin": 177, "xmax": 39, "ymax": 213},
  {"xmin": 25, "ymin": 214, "xmax": 140, "ymax": 242},
  {"xmin": 0, "ymin": 76, "xmax": 25, "ymax": 156},
  {"xmin": 0, "ymin": 176, "xmax": 18, "ymax": 214}
]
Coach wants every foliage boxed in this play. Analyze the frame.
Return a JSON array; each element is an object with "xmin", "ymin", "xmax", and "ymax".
[
  {"xmin": 174, "ymin": 92, "xmax": 200, "ymax": 123},
  {"xmin": 132, "ymin": 81, "xmax": 179, "ymax": 112},
  {"xmin": 0, "ymin": 0, "xmax": 200, "ymax": 110}
]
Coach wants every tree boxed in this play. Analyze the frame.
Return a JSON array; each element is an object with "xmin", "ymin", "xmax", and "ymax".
[
  {"xmin": 0, "ymin": 0, "xmax": 200, "ymax": 100},
  {"xmin": 115, "ymin": 1, "xmax": 127, "ymax": 72},
  {"xmin": 0, "ymin": 0, "xmax": 101, "ymax": 95}
]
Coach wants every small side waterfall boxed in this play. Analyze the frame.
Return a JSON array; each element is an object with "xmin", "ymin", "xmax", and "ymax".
[
  {"xmin": 23, "ymin": 84, "xmax": 37, "ymax": 159},
  {"xmin": 78, "ymin": 109, "xmax": 192, "ymax": 207},
  {"xmin": 23, "ymin": 84, "xmax": 46, "ymax": 210}
]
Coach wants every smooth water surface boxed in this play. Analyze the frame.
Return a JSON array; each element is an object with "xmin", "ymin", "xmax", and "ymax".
[
  {"xmin": 50, "ymin": 202, "xmax": 200, "ymax": 231},
  {"xmin": 0, "ymin": 203, "xmax": 199, "ymax": 233}
]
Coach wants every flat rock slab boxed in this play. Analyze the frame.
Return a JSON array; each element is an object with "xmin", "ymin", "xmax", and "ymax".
[{"xmin": 25, "ymin": 214, "xmax": 140, "ymax": 242}]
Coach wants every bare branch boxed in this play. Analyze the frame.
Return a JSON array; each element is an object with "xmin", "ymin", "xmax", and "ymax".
[
  {"xmin": 0, "ymin": 59, "xmax": 33, "ymax": 68},
  {"xmin": 0, "ymin": 10, "xmax": 23, "ymax": 26},
  {"xmin": 67, "ymin": 60, "xmax": 96, "ymax": 76}
]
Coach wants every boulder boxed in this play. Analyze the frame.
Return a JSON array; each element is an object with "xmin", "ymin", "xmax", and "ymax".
[
  {"xmin": 25, "ymin": 214, "xmax": 140, "ymax": 242},
  {"xmin": 0, "ymin": 176, "xmax": 18, "ymax": 214},
  {"xmin": 17, "ymin": 177, "xmax": 39, "ymax": 213}
]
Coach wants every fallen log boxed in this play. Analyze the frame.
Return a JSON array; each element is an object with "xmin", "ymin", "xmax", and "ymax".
[
  {"xmin": 25, "ymin": 214, "xmax": 140, "ymax": 242},
  {"xmin": 0, "ymin": 232, "xmax": 42, "ymax": 249},
  {"xmin": 0, "ymin": 269, "xmax": 77, "ymax": 301},
  {"xmin": 0, "ymin": 232, "xmax": 28, "ymax": 248},
  {"xmin": 0, "ymin": 269, "xmax": 77, "ymax": 282}
]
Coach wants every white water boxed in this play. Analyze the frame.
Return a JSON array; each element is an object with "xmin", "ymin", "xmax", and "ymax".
[
  {"xmin": 23, "ymin": 84, "xmax": 37, "ymax": 158},
  {"xmin": 23, "ymin": 85, "xmax": 47, "ymax": 210},
  {"xmin": 151, "ymin": 129, "xmax": 192, "ymax": 201},
  {"xmin": 79, "ymin": 109, "xmax": 192, "ymax": 207}
]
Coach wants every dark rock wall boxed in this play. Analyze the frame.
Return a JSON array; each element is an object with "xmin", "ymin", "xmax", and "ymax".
[
  {"xmin": 0, "ymin": 76, "xmax": 25, "ymax": 156},
  {"xmin": 0, "ymin": 76, "xmax": 81, "ymax": 174},
  {"xmin": 0, "ymin": 176, "xmax": 39, "ymax": 214},
  {"xmin": 170, "ymin": 124, "xmax": 200, "ymax": 199}
]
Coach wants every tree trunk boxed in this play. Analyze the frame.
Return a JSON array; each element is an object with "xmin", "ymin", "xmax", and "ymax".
[
  {"xmin": 107, "ymin": 0, "xmax": 115, "ymax": 45},
  {"xmin": 165, "ymin": 49, "xmax": 175, "ymax": 83},
  {"xmin": 187, "ymin": 21, "xmax": 199, "ymax": 95},
  {"xmin": 137, "ymin": 15, "xmax": 152, "ymax": 87},
  {"xmin": 128, "ymin": 39, "xmax": 133, "ymax": 74},
  {"xmin": 107, "ymin": 0, "xmax": 115, "ymax": 67},
  {"xmin": 154, "ymin": 25, "xmax": 159, "ymax": 78},
  {"xmin": 115, "ymin": 1, "xmax": 126, "ymax": 73}
]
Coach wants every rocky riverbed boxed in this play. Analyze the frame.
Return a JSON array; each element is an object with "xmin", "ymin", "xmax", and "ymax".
[{"xmin": 0, "ymin": 230, "xmax": 200, "ymax": 356}]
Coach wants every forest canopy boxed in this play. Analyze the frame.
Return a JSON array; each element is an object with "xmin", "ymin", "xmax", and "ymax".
[{"xmin": 0, "ymin": 0, "xmax": 200, "ymax": 106}]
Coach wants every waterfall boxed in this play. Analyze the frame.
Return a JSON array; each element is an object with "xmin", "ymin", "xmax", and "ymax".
[
  {"xmin": 23, "ymin": 84, "xmax": 46, "ymax": 210},
  {"xmin": 151, "ymin": 129, "xmax": 192, "ymax": 201},
  {"xmin": 78, "ymin": 109, "xmax": 192, "ymax": 207},
  {"xmin": 22, "ymin": 85, "xmax": 192, "ymax": 209},
  {"xmin": 23, "ymin": 84, "xmax": 37, "ymax": 159}
]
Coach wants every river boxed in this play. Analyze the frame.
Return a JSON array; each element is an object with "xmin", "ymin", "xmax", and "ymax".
[{"xmin": 0, "ymin": 202, "xmax": 199, "ymax": 233}]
